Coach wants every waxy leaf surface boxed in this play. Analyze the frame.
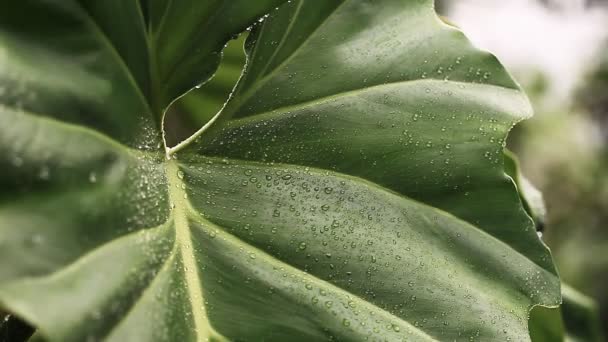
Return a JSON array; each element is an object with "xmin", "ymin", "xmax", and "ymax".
[{"xmin": 0, "ymin": 0, "xmax": 559, "ymax": 341}]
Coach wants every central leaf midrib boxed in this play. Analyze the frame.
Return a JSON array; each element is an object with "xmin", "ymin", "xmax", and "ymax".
[{"xmin": 166, "ymin": 161, "xmax": 224, "ymax": 341}]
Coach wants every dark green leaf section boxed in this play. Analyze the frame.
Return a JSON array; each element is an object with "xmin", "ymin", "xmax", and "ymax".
[
  {"xmin": 231, "ymin": 0, "xmax": 344, "ymax": 97},
  {"xmin": 0, "ymin": 1, "xmax": 155, "ymax": 148},
  {"xmin": 530, "ymin": 285, "xmax": 604, "ymax": 342},
  {"xmin": 0, "ymin": 1, "xmax": 286, "ymax": 340},
  {"xmin": 0, "ymin": 0, "xmax": 563, "ymax": 341},
  {"xmin": 0, "ymin": 0, "xmax": 285, "ymax": 146},
  {"xmin": 529, "ymin": 303, "xmax": 564, "ymax": 342},
  {"xmin": 0, "ymin": 110, "xmax": 169, "ymax": 281},
  {"xmin": 141, "ymin": 0, "xmax": 287, "ymax": 112},
  {"xmin": 0, "ymin": 223, "xmax": 176, "ymax": 342}
]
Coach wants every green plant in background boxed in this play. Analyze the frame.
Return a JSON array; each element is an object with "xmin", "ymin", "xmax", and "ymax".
[{"xmin": 1, "ymin": 0, "xmax": 595, "ymax": 340}]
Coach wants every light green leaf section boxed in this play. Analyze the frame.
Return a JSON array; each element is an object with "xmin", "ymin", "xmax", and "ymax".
[{"xmin": 0, "ymin": 0, "xmax": 561, "ymax": 341}]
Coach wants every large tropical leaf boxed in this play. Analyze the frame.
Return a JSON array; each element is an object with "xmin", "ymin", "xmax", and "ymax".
[{"xmin": 0, "ymin": 0, "xmax": 560, "ymax": 341}]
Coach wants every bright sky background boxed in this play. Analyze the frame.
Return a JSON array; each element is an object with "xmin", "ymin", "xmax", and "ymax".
[{"xmin": 445, "ymin": 0, "xmax": 608, "ymax": 109}]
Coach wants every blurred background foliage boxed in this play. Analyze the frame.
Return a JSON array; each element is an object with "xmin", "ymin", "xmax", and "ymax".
[{"xmin": 166, "ymin": 0, "xmax": 608, "ymax": 339}]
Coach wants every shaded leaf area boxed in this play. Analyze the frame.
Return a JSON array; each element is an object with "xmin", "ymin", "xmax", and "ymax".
[
  {"xmin": 0, "ymin": 1, "xmax": 285, "ymax": 341},
  {"xmin": 0, "ymin": 0, "xmax": 284, "ymax": 146},
  {"xmin": 0, "ymin": 0, "xmax": 561, "ymax": 341},
  {"xmin": 530, "ymin": 285, "xmax": 604, "ymax": 342}
]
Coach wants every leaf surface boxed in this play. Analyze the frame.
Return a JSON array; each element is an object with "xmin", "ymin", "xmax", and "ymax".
[{"xmin": 0, "ymin": 0, "xmax": 560, "ymax": 341}]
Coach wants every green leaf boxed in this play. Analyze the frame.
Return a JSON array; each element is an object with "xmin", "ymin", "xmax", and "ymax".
[
  {"xmin": 0, "ymin": 0, "xmax": 284, "ymax": 145},
  {"xmin": 0, "ymin": 0, "xmax": 560, "ymax": 341},
  {"xmin": 529, "ymin": 285, "xmax": 604, "ymax": 342},
  {"xmin": 504, "ymin": 150, "xmax": 546, "ymax": 230}
]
